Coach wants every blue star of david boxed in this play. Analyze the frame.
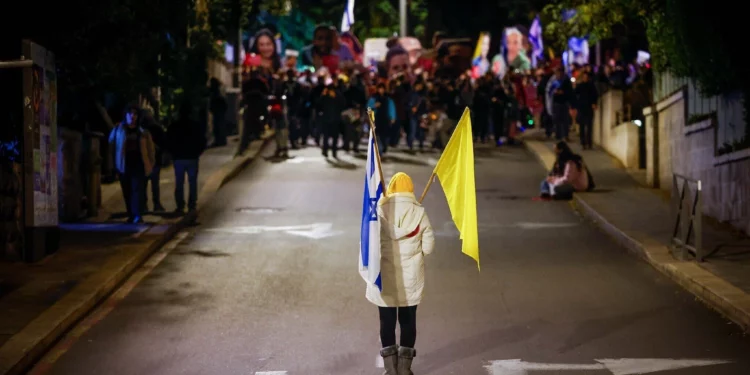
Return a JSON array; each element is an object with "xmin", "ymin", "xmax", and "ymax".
[{"xmin": 368, "ymin": 198, "xmax": 378, "ymax": 221}]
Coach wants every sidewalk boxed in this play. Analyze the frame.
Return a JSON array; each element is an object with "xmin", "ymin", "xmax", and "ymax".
[
  {"xmin": 524, "ymin": 137, "xmax": 750, "ymax": 331},
  {"xmin": 0, "ymin": 134, "xmax": 272, "ymax": 375}
]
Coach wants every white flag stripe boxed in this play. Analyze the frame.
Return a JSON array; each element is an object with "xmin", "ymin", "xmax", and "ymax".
[
  {"xmin": 359, "ymin": 130, "xmax": 383, "ymax": 288},
  {"xmin": 341, "ymin": 0, "xmax": 355, "ymax": 32}
]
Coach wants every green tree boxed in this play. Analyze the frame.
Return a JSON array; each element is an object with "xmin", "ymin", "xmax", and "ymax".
[
  {"xmin": 542, "ymin": 0, "xmax": 746, "ymax": 135},
  {"xmin": 542, "ymin": 0, "xmax": 745, "ymax": 97}
]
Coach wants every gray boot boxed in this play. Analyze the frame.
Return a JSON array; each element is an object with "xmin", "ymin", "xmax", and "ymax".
[
  {"xmin": 397, "ymin": 346, "xmax": 416, "ymax": 375},
  {"xmin": 380, "ymin": 345, "xmax": 399, "ymax": 375}
]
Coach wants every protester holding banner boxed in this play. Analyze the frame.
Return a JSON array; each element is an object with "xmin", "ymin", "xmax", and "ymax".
[{"xmin": 366, "ymin": 172, "xmax": 435, "ymax": 375}]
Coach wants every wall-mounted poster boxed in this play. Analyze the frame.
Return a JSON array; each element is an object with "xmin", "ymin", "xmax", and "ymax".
[{"xmin": 30, "ymin": 64, "xmax": 58, "ymax": 227}]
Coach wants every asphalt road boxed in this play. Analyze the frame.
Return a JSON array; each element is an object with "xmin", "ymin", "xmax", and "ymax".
[{"xmin": 34, "ymin": 141, "xmax": 750, "ymax": 375}]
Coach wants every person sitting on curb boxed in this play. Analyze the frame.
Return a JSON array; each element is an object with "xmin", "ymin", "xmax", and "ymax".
[
  {"xmin": 538, "ymin": 141, "xmax": 590, "ymax": 200},
  {"xmin": 368, "ymin": 172, "xmax": 435, "ymax": 375}
]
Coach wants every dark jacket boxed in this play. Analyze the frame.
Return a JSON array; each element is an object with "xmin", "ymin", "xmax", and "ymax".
[
  {"xmin": 167, "ymin": 117, "xmax": 206, "ymax": 160},
  {"xmin": 316, "ymin": 86, "xmax": 346, "ymax": 130},
  {"xmin": 574, "ymin": 81, "xmax": 598, "ymax": 112},
  {"xmin": 551, "ymin": 75, "xmax": 575, "ymax": 107}
]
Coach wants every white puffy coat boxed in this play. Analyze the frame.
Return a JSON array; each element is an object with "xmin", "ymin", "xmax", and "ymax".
[{"xmin": 366, "ymin": 192, "xmax": 435, "ymax": 307}]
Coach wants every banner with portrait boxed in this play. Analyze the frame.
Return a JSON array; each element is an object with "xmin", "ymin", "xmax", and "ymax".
[
  {"xmin": 496, "ymin": 26, "xmax": 532, "ymax": 78},
  {"xmin": 471, "ymin": 32, "xmax": 491, "ymax": 79}
]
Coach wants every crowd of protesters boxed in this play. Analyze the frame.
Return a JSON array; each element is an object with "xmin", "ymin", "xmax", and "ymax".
[
  {"xmin": 228, "ymin": 30, "xmax": 652, "ymax": 160},
  {"xmin": 109, "ymin": 24, "xmax": 652, "ymax": 223}
]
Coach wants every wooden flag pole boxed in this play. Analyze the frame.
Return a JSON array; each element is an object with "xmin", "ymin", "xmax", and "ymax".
[
  {"xmin": 367, "ymin": 108, "xmax": 387, "ymax": 194},
  {"xmin": 419, "ymin": 172, "xmax": 436, "ymax": 204}
]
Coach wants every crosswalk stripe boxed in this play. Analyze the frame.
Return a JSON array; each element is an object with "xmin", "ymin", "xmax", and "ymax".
[{"xmin": 255, "ymin": 372, "xmax": 287, "ymax": 375}]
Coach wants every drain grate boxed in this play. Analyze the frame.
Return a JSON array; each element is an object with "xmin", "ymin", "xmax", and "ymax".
[{"xmin": 235, "ymin": 207, "xmax": 284, "ymax": 214}]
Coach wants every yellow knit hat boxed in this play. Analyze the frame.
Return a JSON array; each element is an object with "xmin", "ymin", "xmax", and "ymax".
[{"xmin": 387, "ymin": 172, "xmax": 414, "ymax": 194}]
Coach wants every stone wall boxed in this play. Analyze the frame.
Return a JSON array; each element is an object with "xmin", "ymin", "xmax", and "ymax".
[{"xmin": 643, "ymin": 89, "xmax": 750, "ymax": 235}]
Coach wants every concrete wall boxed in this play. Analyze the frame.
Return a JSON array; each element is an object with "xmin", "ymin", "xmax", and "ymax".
[
  {"xmin": 593, "ymin": 89, "xmax": 642, "ymax": 169},
  {"xmin": 208, "ymin": 59, "xmax": 232, "ymax": 87},
  {"xmin": 57, "ymin": 128, "xmax": 84, "ymax": 221},
  {"xmin": 643, "ymin": 89, "xmax": 750, "ymax": 235}
]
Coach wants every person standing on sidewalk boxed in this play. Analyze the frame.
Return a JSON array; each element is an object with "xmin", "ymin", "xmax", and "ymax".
[
  {"xmin": 167, "ymin": 101, "xmax": 207, "ymax": 214},
  {"xmin": 139, "ymin": 108, "xmax": 166, "ymax": 213},
  {"xmin": 282, "ymin": 69, "xmax": 302, "ymax": 149},
  {"xmin": 109, "ymin": 104, "xmax": 156, "ymax": 224},
  {"xmin": 369, "ymin": 173, "xmax": 435, "ymax": 375},
  {"xmin": 547, "ymin": 66, "xmax": 575, "ymax": 141},
  {"xmin": 209, "ymin": 78, "xmax": 228, "ymax": 147},
  {"xmin": 575, "ymin": 71, "xmax": 598, "ymax": 149},
  {"xmin": 317, "ymin": 76, "xmax": 346, "ymax": 159},
  {"xmin": 536, "ymin": 66, "xmax": 554, "ymax": 138},
  {"xmin": 408, "ymin": 79, "xmax": 429, "ymax": 151},
  {"xmin": 238, "ymin": 68, "xmax": 269, "ymax": 156},
  {"xmin": 367, "ymin": 83, "xmax": 396, "ymax": 157}
]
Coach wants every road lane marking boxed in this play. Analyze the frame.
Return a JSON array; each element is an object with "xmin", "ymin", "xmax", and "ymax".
[
  {"xmin": 206, "ymin": 223, "xmax": 343, "ymax": 239},
  {"xmin": 27, "ymin": 232, "xmax": 191, "ymax": 375},
  {"xmin": 485, "ymin": 358, "xmax": 732, "ymax": 375},
  {"xmin": 436, "ymin": 221, "xmax": 580, "ymax": 237},
  {"xmin": 255, "ymin": 372, "xmax": 288, "ymax": 375},
  {"xmin": 376, "ymin": 355, "xmax": 384, "ymax": 368}
]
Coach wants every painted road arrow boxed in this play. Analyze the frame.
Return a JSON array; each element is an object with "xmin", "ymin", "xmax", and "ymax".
[
  {"xmin": 485, "ymin": 358, "xmax": 731, "ymax": 375},
  {"xmin": 206, "ymin": 223, "xmax": 342, "ymax": 239},
  {"xmin": 286, "ymin": 223, "xmax": 344, "ymax": 239}
]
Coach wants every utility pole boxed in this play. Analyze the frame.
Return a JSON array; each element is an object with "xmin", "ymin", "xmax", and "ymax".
[
  {"xmin": 233, "ymin": 0, "xmax": 242, "ymax": 89},
  {"xmin": 399, "ymin": 0, "xmax": 407, "ymax": 37},
  {"xmin": 227, "ymin": 0, "xmax": 243, "ymax": 137}
]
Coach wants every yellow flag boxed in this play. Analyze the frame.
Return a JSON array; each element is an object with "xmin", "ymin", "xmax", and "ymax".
[{"xmin": 433, "ymin": 107, "xmax": 479, "ymax": 270}]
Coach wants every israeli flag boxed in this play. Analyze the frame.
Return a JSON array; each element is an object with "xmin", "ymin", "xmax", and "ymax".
[
  {"xmin": 359, "ymin": 130, "xmax": 383, "ymax": 291},
  {"xmin": 529, "ymin": 15, "xmax": 543, "ymax": 67},
  {"xmin": 341, "ymin": 0, "xmax": 355, "ymax": 32}
]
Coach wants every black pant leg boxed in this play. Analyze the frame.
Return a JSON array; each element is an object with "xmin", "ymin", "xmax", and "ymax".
[
  {"xmin": 119, "ymin": 173, "xmax": 132, "ymax": 218},
  {"xmin": 397, "ymin": 305, "xmax": 418, "ymax": 348},
  {"xmin": 378, "ymin": 307, "xmax": 398, "ymax": 347}
]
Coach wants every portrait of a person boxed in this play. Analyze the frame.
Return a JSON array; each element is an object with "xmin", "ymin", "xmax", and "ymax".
[
  {"xmin": 385, "ymin": 46, "xmax": 411, "ymax": 80},
  {"xmin": 301, "ymin": 25, "xmax": 334, "ymax": 71},
  {"xmin": 504, "ymin": 27, "xmax": 531, "ymax": 72},
  {"xmin": 249, "ymin": 28, "xmax": 281, "ymax": 72},
  {"xmin": 471, "ymin": 33, "xmax": 491, "ymax": 78}
]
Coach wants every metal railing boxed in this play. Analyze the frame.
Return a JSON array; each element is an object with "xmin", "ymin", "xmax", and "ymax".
[{"xmin": 671, "ymin": 174, "xmax": 703, "ymax": 261}]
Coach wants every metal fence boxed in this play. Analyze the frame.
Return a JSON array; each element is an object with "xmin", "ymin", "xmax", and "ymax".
[
  {"xmin": 671, "ymin": 173, "xmax": 704, "ymax": 261},
  {"xmin": 654, "ymin": 71, "xmax": 720, "ymax": 122}
]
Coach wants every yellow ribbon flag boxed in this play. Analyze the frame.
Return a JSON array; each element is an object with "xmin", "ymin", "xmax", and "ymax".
[{"xmin": 433, "ymin": 107, "xmax": 480, "ymax": 270}]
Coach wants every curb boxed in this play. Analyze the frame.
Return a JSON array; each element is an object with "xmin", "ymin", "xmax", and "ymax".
[
  {"xmin": 0, "ymin": 134, "xmax": 273, "ymax": 375},
  {"xmin": 524, "ymin": 139, "xmax": 750, "ymax": 332}
]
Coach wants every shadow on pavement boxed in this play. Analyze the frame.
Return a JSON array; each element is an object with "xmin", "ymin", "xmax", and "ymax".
[
  {"xmin": 263, "ymin": 155, "xmax": 293, "ymax": 163},
  {"xmin": 173, "ymin": 249, "xmax": 231, "ymax": 258},
  {"xmin": 326, "ymin": 158, "xmax": 358, "ymax": 170},
  {"xmin": 382, "ymin": 154, "xmax": 431, "ymax": 166}
]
